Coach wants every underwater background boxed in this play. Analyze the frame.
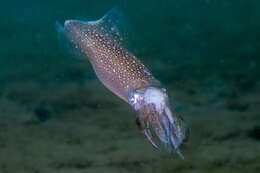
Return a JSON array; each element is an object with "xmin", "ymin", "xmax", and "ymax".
[{"xmin": 0, "ymin": 0, "xmax": 260, "ymax": 172}]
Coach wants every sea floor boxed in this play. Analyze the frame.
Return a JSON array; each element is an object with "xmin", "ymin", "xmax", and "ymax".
[
  {"xmin": 1, "ymin": 0, "xmax": 260, "ymax": 172},
  {"xmin": 0, "ymin": 76, "xmax": 259, "ymax": 173}
]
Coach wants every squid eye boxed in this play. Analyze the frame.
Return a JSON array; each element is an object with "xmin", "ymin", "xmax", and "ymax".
[
  {"xmin": 129, "ymin": 91, "xmax": 145, "ymax": 110},
  {"xmin": 130, "ymin": 95, "xmax": 136, "ymax": 104},
  {"xmin": 129, "ymin": 93, "xmax": 139, "ymax": 106}
]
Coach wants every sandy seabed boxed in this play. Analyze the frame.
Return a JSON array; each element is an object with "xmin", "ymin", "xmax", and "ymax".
[
  {"xmin": 1, "ymin": 0, "xmax": 260, "ymax": 172},
  {"xmin": 0, "ymin": 77, "xmax": 259, "ymax": 173}
]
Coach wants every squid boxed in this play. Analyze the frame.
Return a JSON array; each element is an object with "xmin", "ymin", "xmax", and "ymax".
[{"xmin": 56, "ymin": 8, "xmax": 188, "ymax": 158}]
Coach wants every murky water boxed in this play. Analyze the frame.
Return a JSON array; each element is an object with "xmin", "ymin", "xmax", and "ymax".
[{"xmin": 0, "ymin": 0, "xmax": 259, "ymax": 172}]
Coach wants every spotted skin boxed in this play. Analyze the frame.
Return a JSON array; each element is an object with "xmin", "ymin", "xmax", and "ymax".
[
  {"xmin": 59, "ymin": 19, "xmax": 160, "ymax": 102},
  {"xmin": 57, "ymin": 8, "xmax": 188, "ymax": 157}
]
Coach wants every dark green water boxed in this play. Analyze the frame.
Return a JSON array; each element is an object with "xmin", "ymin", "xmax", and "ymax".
[{"xmin": 0, "ymin": 0, "xmax": 260, "ymax": 172}]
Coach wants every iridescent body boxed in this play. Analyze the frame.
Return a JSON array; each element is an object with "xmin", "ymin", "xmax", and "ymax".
[{"xmin": 57, "ymin": 8, "xmax": 188, "ymax": 158}]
